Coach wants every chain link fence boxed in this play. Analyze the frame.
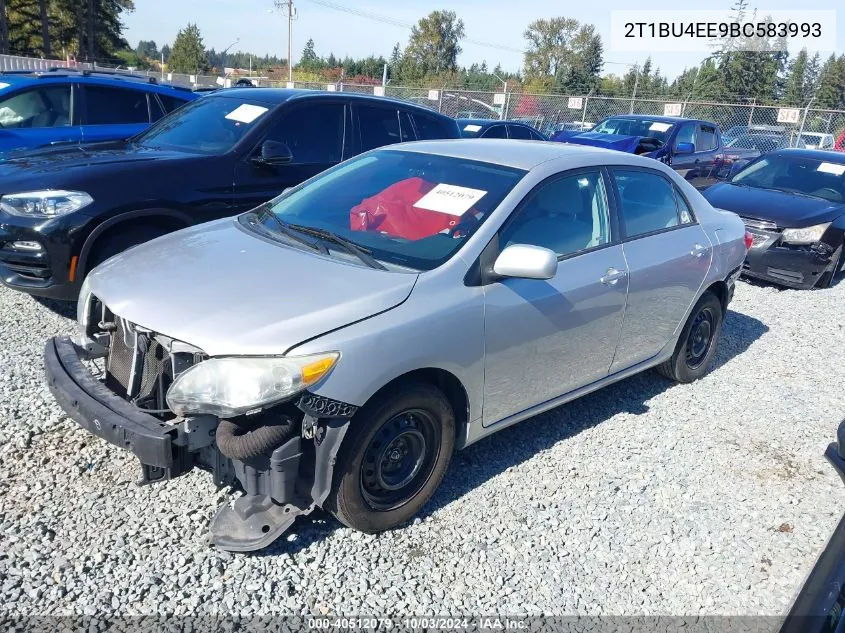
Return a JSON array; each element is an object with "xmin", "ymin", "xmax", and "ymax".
[{"xmin": 2, "ymin": 53, "xmax": 844, "ymax": 148}]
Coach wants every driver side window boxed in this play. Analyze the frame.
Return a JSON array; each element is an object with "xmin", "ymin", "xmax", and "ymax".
[
  {"xmin": 674, "ymin": 122, "xmax": 696, "ymax": 150},
  {"xmin": 263, "ymin": 103, "xmax": 345, "ymax": 164},
  {"xmin": 501, "ymin": 170, "xmax": 611, "ymax": 257},
  {"xmin": 0, "ymin": 86, "xmax": 72, "ymax": 129}
]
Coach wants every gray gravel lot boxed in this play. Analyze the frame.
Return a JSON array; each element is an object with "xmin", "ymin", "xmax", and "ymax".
[{"xmin": 0, "ymin": 278, "xmax": 843, "ymax": 618}]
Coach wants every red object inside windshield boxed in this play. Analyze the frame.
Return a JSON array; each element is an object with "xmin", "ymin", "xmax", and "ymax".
[{"xmin": 350, "ymin": 177, "xmax": 475, "ymax": 240}]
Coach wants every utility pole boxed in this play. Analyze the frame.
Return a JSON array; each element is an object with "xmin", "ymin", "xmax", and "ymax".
[
  {"xmin": 629, "ymin": 64, "xmax": 640, "ymax": 114},
  {"xmin": 274, "ymin": 0, "xmax": 296, "ymax": 83}
]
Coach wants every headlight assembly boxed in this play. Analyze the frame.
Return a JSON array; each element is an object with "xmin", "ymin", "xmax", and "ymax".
[
  {"xmin": 166, "ymin": 353, "xmax": 340, "ymax": 418},
  {"xmin": 781, "ymin": 222, "xmax": 831, "ymax": 245},
  {"xmin": 0, "ymin": 190, "xmax": 94, "ymax": 218}
]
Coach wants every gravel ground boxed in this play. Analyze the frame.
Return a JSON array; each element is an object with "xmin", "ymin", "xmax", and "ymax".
[{"xmin": 0, "ymin": 278, "xmax": 843, "ymax": 618}]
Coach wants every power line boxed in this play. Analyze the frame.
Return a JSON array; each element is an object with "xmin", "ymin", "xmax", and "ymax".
[{"xmin": 303, "ymin": 0, "xmax": 524, "ymax": 55}]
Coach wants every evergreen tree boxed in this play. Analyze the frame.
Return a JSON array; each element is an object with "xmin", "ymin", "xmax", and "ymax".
[
  {"xmin": 783, "ymin": 48, "xmax": 808, "ymax": 105},
  {"xmin": 168, "ymin": 23, "xmax": 208, "ymax": 73}
]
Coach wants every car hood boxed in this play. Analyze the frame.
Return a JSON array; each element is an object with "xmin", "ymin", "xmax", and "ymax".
[
  {"xmin": 85, "ymin": 218, "xmax": 419, "ymax": 356},
  {"xmin": 551, "ymin": 131, "xmax": 641, "ymax": 153},
  {"xmin": 0, "ymin": 141, "xmax": 193, "ymax": 184},
  {"xmin": 703, "ymin": 183, "xmax": 845, "ymax": 227}
]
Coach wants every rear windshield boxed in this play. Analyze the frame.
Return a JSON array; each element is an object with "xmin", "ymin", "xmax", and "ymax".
[
  {"xmin": 250, "ymin": 149, "xmax": 526, "ymax": 271},
  {"xmin": 731, "ymin": 153, "xmax": 845, "ymax": 203},
  {"xmin": 135, "ymin": 96, "xmax": 272, "ymax": 154}
]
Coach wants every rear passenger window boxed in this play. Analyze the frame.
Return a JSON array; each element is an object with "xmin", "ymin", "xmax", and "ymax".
[
  {"xmin": 481, "ymin": 124, "xmax": 507, "ymax": 139},
  {"xmin": 697, "ymin": 124, "xmax": 718, "ymax": 151},
  {"xmin": 158, "ymin": 94, "xmax": 189, "ymax": 114},
  {"xmin": 529, "ymin": 129, "xmax": 546, "ymax": 141},
  {"xmin": 85, "ymin": 86, "xmax": 149, "ymax": 124},
  {"xmin": 614, "ymin": 170, "xmax": 680, "ymax": 238},
  {"xmin": 674, "ymin": 187, "xmax": 695, "ymax": 224},
  {"xmin": 412, "ymin": 113, "xmax": 456, "ymax": 139},
  {"xmin": 508, "ymin": 125, "xmax": 532, "ymax": 140},
  {"xmin": 357, "ymin": 106, "xmax": 401, "ymax": 152},
  {"xmin": 264, "ymin": 102, "xmax": 345, "ymax": 164}
]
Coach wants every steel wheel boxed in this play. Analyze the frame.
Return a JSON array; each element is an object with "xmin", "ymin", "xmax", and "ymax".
[
  {"xmin": 685, "ymin": 307, "xmax": 715, "ymax": 370},
  {"xmin": 360, "ymin": 409, "xmax": 441, "ymax": 512}
]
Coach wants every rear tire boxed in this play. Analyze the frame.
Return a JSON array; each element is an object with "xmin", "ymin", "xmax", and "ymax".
[
  {"xmin": 657, "ymin": 291, "xmax": 723, "ymax": 383},
  {"xmin": 326, "ymin": 382, "xmax": 455, "ymax": 533}
]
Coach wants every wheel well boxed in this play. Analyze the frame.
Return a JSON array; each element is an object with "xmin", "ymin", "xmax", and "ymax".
[
  {"xmin": 367, "ymin": 368, "xmax": 469, "ymax": 437},
  {"xmin": 81, "ymin": 215, "xmax": 188, "ymax": 273},
  {"xmin": 705, "ymin": 280, "xmax": 729, "ymax": 312}
]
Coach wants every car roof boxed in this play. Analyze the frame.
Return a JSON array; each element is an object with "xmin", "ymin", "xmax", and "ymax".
[
  {"xmin": 0, "ymin": 69, "xmax": 193, "ymax": 95},
  {"xmin": 605, "ymin": 114, "xmax": 706, "ymax": 125},
  {"xmin": 388, "ymin": 138, "xmax": 659, "ymax": 170},
  {"xmin": 211, "ymin": 87, "xmax": 454, "ymax": 118},
  {"xmin": 772, "ymin": 148, "xmax": 845, "ymax": 161}
]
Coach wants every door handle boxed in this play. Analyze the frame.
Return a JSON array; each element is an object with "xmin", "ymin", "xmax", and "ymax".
[
  {"xmin": 600, "ymin": 267, "xmax": 628, "ymax": 285},
  {"xmin": 691, "ymin": 243, "xmax": 709, "ymax": 258}
]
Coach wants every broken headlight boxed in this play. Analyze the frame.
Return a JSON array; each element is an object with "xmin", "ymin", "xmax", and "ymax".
[
  {"xmin": 781, "ymin": 222, "xmax": 831, "ymax": 245},
  {"xmin": 165, "ymin": 353, "xmax": 340, "ymax": 418}
]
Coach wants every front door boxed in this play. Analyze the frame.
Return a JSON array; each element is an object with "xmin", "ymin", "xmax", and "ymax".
[
  {"xmin": 671, "ymin": 121, "xmax": 720, "ymax": 189},
  {"xmin": 482, "ymin": 169, "xmax": 629, "ymax": 425},
  {"xmin": 231, "ymin": 101, "xmax": 349, "ymax": 214},
  {"xmin": 608, "ymin": 168, "xmax": 712, "ymax": 373}
]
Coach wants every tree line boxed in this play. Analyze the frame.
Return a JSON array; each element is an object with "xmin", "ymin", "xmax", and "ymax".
[{"xmin": 2, "ymin": 1, "xmax": 844, "ymax": 110}]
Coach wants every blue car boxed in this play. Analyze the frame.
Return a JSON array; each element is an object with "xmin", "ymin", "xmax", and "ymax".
[
  {"xmin": 0, "ymin": 68, "xmax": 197, "ymax": 154},
  {"xmin": 457, "ymin": 118, "xmax": 548, "ymax": 141},
  {"xmin": 551, "ymin": 114, "xmax": 727, "ymax": 189}
]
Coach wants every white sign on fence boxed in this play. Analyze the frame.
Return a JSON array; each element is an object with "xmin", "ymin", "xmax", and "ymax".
[
  {"xmin": 326, "ymin": 84, "xmax": 337, "ymax": 92},
  {"xmin": 428, "ymin": 89, "xmax": 440, "ymax": 101},
  {"xmin": 777, "ymin": 108, "xmax": 801, "ymax": 124},
  {"xmin": 664, "ymin": 103, "xmax": 683, "ymax": 116},
  {"xmin": 567, "ymin": 97, "xmax": 583, "ymax": 110},
  {"xmin": 373, "ymin": 86, "xmax": 385, "ymax": 97},
  {"xmin": 189, "ymin": 75, "xmax": 196, "ymax": 83},
  {"xmin": 493, "ymin": 92, "xmax": 506, "ymax": 106},
  {"xmin": 286, "ymin": 81, "xmax": 295, "ymax": 89},
  {"xmin": 167, "ymin": 73, "xmax": 173, "ymax": 81}
]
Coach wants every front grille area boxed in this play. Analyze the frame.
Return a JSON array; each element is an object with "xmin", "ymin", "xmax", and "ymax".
[
  {"xmin": 93, "ymin": 299, "xmax": 204, "ymax": 417},
  {"xmin": 740, "ymin": 216, "xmax": 780, "ymax": 232}
]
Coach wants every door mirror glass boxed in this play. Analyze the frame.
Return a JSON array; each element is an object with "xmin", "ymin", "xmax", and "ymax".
[
  {"xmin": 674, "ymin": 142, "xmax": 695, "ymax": 155},
  {"xmin": 256, "ymin": 140, "xmax": 293, "ymax": 165},
  {"xmin": 493, "ymin": 244, "xmax": 557, "ymax": 280}
]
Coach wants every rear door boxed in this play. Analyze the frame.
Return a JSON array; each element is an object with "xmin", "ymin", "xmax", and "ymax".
[
  {"xmin": 608, "ymin": 167, "xmax": 712, "ymax": 373},
  {"xmin": 79, "ymin": 84, "xmax": 153, "ymax": 142},
  {"xmin": 230, "ymin": 100, "xmax": 349, "ymax": 214},
  {"xmin": 670, "ymin": 121, "xmax": 720, "ymax": 189}
]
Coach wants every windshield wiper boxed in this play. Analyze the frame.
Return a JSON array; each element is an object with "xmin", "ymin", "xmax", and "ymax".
[
  {"xmin": 252, "ymin": 208, "xmax": 327, "ymax": 254},
  {"xmin": 286, "ymin": 224, "xmax": 388, "ymax": 271}
]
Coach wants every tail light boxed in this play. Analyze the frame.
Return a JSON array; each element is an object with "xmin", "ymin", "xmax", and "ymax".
[{"xmin": 744, "ymin": 231, "xmax": 754, "ymax": 250}]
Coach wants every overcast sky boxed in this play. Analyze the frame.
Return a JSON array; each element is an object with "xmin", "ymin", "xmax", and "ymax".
[{"xmin": 123, "ymin": 0, "xmax": 844, "ymax": 80}]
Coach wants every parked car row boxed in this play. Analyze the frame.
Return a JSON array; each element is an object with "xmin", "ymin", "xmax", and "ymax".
[{"xmin": 0, "ymin": 83, "xmax": 841, "ymax": 556}]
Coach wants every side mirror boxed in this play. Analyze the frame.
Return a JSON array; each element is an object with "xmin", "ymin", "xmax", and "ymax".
[
  {"xmin": 493, "ymin": 244, "xmax": 557, "ymax": 280},
  {"xmin": 674, "ymin": 142, "xmax": 695, "ymax": 155},
  {"xmin": 254, "ymin": 140, "xmax": 293, "ymax": 166}
]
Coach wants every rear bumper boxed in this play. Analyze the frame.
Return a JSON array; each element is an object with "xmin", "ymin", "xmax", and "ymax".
[{"xmin": 44, "ymin": 336, "xmax": 181, "ymax": 469}]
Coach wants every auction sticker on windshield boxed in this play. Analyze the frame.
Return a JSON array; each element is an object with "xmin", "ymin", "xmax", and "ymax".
[
  {"xmin": 225, "ymin": 104, "xmax": 269, "ymax": 124},
  {"xmin": 463, "ymin": 124, "xmax": 482, "ymax": 132},
  {"xmin": 0, "ymin": 82, "xmax": 9, "ymax": 90},
  {"xmin": 649, "ymin": 122, "xmax": 672, "ymax": 132},
  {"xmin": 414, "ymin": 184, "xmax": 487, "ymax": 216},
  {"xmin": 817, "ymin": 162, "xmax": 845, "ymax": 176}
]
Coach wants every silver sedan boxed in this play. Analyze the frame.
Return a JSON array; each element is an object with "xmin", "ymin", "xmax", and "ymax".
[{"xmin": 46, "ymin": 140, "xmax": 749, "ymax": 551}]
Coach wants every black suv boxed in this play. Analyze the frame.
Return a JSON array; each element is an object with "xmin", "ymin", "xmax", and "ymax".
[{"xmin": 0, "ymin": 89, "xmax": 460, "ymax": 300}]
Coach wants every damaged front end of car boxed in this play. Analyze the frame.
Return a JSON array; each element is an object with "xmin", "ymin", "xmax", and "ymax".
[{"xmin": 44, "ymin": 291, "xmax": 357, "ymax": 552}]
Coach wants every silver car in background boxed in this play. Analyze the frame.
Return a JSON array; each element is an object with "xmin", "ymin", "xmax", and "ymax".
[{"xmin": 45, "ymin": 140, "xmax": 748, "ymax": 551}]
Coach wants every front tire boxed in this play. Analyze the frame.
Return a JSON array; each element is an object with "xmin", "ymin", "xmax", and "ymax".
[
  {"xmin": 816, "ymin": 244, "xmax": 842, "ymax": 289},
  {"xmin": 326, "ymin": 383, "xmax": 455, "ymax": 533},
  {"xmin": 657, "ymin": 291, "xmax": 723, "ymax": 383}
]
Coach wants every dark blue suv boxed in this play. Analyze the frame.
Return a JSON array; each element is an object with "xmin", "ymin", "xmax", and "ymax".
[{"xmin": 0, "ymin": 68, "xmax": 197, "ymax": 154}]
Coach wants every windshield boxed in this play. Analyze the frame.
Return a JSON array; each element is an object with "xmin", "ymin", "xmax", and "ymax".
[
  {"xmin": 135, "ymin": 96, "xmax": 272, "ymax": 154},
  {"xmin": 591, "ymin": 117, "xmax": 675, "ymax": 143},
  {"xmin": 247, "ymin": 149, "xmax": 526, "ymax": 271},
  {"xmin": 725, "ymin": 134, "xmax": 780, "ymax": 153},
  {"xmin": 731, "ymin": 153, "xmax": 845, "ymax": 203}
]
